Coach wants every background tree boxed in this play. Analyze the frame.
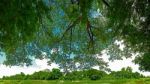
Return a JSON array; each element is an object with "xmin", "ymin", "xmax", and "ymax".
[
  {"xmin": 110, "ymin": 67, "xmax": 143, "ymax": 79},
  {"xmin": 106, "ymin": 0, "xmax": 150, "ymax": 71}
]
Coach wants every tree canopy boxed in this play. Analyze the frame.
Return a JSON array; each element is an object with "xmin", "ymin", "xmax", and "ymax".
[{"xmin": 0, "ymin": 0, "xmax": 149, "ymax": 71}]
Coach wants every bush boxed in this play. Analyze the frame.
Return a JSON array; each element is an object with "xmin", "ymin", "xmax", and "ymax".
[
  {"xmin": 63, "ymin": 71, "xmax": 84, "ymax": 80},
  {"xmin": 48, "ymin": 68, "xmax": 63, "ymax": 80},
  {"xmin": 86, "ymin": 69, "xmax": 106, "ymax": 80},
  {"xmin": 90, "ymin": 75, "xmax": 100, "ymax": 80}
]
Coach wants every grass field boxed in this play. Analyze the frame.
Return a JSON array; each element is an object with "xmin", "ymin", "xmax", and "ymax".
[{"xmin": 0, "ymin": 78, "xmax": 150, "ymax": 84}]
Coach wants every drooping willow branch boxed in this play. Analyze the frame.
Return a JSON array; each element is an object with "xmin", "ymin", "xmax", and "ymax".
[
  {"xmin": 86, "ymin": 20, "xmax": 94, "ymax": 43},
  {"xmin": 86, "ymin": 19, "xmax": 95, "ymax": 52},
  {"xmin": 60, "ymin": 16, "xmax": 81, "ymax": 41}
]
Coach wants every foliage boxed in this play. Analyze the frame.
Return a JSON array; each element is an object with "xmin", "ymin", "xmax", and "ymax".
[
  {"xmin": 0, "ymin": 0, "xmax": 111, "ymax": 71},
  {"xmin": 63, "ymin": 69, "xmax": 107, "ymax": 80},
  {"xmin": 29, "ymin": 71, "xmax": 50, "ymax": 80},
  {"xmin": 2, "ymin": 68, "xmax": 107, "ymax": 80},
  {"xmin": 110, "ymin": 67, "xmax": 144, "ymax": 79},
  {"xmin": 85, "ymin": 69, "xmax": 107, "ymax": 80},
  {"xmin": 2, "ymin": 72, "xmax": 26, "ymax": 80},
  {"xmin": 0, "ymin": 0, "xmax": 150, "ymax": 71},
  {"xmin": 106, "ymin": 0, "xmax": 150, "ymax": 71},
  {"xmin": 63, "ymin": 70, "xmax": 87, "ymax": 80},
  {"xmin": 2, "ymin": 69, "xmax": 62, "ymax": 80},
  {"xmin": 0, "ymin": 0, "xmax": 50, "ymax": 53},
  {"xmin": 134, "ymin": 52, "xmax": 150, "ymax": 71},
  {"xmin": 48, "ymin": 68, "xmax": 63, "ymax": 80},
  {"xmin": 2, "ymin": 67, "xmax": 144, "ymax": 81}
]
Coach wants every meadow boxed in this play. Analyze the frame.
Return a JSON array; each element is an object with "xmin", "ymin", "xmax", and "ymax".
[{"xmin": 0, "ymin": 78, "xmax": 150, "ymax": 84}]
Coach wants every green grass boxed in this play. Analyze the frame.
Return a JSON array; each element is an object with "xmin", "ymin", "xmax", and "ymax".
[{"xmin": 0, "ymin": 78, "xmax": 150, "ymax": 84}]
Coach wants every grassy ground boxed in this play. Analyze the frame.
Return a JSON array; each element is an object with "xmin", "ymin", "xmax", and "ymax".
[{"xmin": 0, "ymin": 78, "xmax": 150, "ymax": 84}]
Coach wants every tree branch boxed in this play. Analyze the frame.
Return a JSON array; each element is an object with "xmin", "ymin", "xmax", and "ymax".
[
  {"xmin": 86, "ymin": 20, "xmax": 94, "ymax": 43},
  {"xmin": 102, "ymin": 0, "xmax": 110, "ymax": 7},
  {"xmin": 86, "ymin": 19, "xmax": 96, "ymax": 53},
  {"xmin": 60, "ymin": 16, "xmax": 81, "ymax": 42}
]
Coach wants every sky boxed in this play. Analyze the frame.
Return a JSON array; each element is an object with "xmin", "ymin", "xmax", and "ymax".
[{"xmin": 0, "ymin": 51, "xmax": 150, "ymax": 78}]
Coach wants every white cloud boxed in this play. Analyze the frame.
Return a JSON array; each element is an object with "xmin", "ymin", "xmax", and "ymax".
[{"xmin": 34, "ymin": 59, "xmax": 59, "ymax": 70}]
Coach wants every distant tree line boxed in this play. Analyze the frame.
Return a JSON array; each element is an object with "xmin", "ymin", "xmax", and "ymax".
[
  {"xmin": 109, "ymin": 67, "xmax": 144, "ymax": 79},
  {"xmin": 2, "ymin": 67, "xmax": 144, "ymax": 80}
]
